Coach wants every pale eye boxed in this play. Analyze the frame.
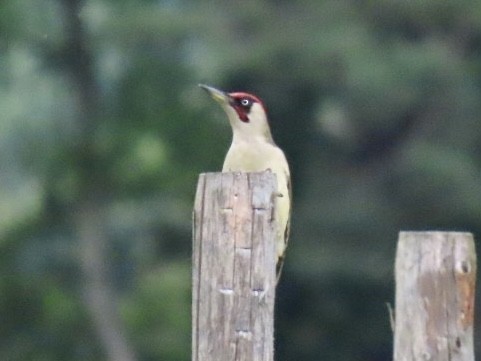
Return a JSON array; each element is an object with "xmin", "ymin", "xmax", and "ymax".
[{"xmin": 241, "ymin": 99, "xmax": 250, "ymax": 106}]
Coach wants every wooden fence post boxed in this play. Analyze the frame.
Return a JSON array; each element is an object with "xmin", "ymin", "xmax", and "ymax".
[
  {"xmin": 192, "ymin": 172, "xmax": 277, "ymax": 361},
  {"xmin": 394, "ymin": 231, "xmax": 477, "ymax": 361}
]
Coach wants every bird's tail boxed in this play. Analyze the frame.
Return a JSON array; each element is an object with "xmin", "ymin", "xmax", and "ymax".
[{"xmin": 275, "ymin": 255, "xmax": 285, "ymax": 285}]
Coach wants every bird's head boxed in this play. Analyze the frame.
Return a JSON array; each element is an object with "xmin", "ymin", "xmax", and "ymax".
[{"xmin": 199, "ymin": 84, "xmax": 273, "ymax": 142}]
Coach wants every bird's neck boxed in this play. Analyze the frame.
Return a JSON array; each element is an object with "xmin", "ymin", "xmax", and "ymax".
[{"xmin": 232, "ymin": 129, "xmax": 274, "ymax": 145}]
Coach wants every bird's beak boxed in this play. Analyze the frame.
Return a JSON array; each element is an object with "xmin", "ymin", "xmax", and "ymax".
[{"xmin": 199, "ymin": 84, "xmax": 231, "ymax": 105}]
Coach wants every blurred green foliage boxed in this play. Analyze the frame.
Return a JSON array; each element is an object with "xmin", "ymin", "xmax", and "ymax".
[{"xmin": 2, "ymin": 0, "xmax": 481, "ymax": 360}]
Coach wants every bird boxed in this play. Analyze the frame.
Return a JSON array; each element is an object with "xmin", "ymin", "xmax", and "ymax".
[{"xmin": 199, "ymin": 84, "xmax": 291, "ymax": 283}]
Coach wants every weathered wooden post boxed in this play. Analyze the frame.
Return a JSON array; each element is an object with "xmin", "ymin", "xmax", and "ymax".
[
  {"xmin": 192, "ymin": 172, "xmax": 277, "ymax": 361},
  {"xmin": 394, "ymin": 231, "xmax": 477, "ymax": 361}
]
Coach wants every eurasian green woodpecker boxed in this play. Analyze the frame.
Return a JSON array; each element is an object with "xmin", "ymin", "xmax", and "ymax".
[{"xmin": 199, "ymin": 84, "xmax": 291, "ymax": 282}]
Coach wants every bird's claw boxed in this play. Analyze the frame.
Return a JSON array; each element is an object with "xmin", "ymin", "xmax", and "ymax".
[{"xmin": 253, "ymin": 285, "xmax": 269, "ymax": 302}]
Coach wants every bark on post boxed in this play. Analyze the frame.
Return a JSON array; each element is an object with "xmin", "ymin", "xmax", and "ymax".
[
  {"xmin": 394, "ymin": 231, "xmax": 477, "ymax": 361},
  {"xmin": 192, "ymin": 172, "xmax": 277, "ymax": 361}
]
